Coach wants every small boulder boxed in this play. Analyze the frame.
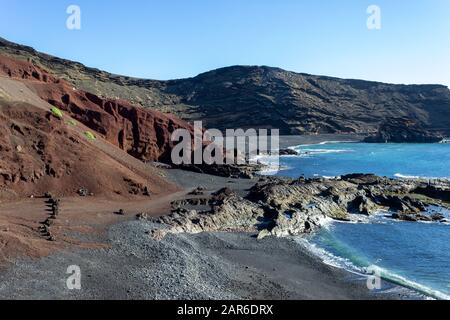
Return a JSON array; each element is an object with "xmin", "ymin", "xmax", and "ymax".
[
  {"xmin": 257, "ymin": 229, "xmax": 271, "ymax": 240},
  {"xmin": 136, "ymin": 212, "xmax": 148, "ymax": 220},
  {"xmin": 78, "ymin": 187, "xmax": 89, "ymax": 197},
  {"xmin": 278, "ymin": 148, "xmax": 299, "ymax": 156},
  {"xmin": 430, "ymin": 213, "xmax": 445, "ymax": 221}
]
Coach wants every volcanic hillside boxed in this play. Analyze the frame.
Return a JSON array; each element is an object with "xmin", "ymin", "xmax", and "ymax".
[
  {"xmin": 0, "ymin": 55, "xmax": 193, "ymax": 199},
  {"xmin": 1, "ymin": 37, "xmax": 449, "ymax": 135}
]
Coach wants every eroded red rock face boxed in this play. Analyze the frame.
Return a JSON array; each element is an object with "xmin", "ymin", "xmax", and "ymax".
[
  {"xmin": 34, "ymin": 81, "xmax": 193, "ymax": 162},
  {"xmin": 0, "ymin": 101, "xmax": 176, "ymax": 199},
  {"xmin": 0, "ymin": 55, "xmax": 58, "ymax": 83},
  {"xmin": 0, "ymin": 55, "xmax": 193, "ymax": 163},
  {"xmin": 0, "ymin": 54, "xmax": 192, "ymax": 198}
]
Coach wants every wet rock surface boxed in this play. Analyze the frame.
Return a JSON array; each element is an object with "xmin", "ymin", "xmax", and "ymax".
[{"xmin": 278, "ymin": 148, "xmax": 299, "ymax": 156}]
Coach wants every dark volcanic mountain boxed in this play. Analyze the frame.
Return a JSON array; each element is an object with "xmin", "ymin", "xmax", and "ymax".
[{"xmin": 1, "ymin": 37, "xmax": 449, "ymax": 135}]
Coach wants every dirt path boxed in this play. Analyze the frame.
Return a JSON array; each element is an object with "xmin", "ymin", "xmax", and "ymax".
[{"xmin": 0, "ymin": 188, "xmax": 188, "ymax": 267}]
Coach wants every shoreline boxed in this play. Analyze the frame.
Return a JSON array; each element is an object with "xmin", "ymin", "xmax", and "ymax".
[
  {"xmin": 255, "ymin": 134, "xmax": 364, "ymax": 175},
  {"xmin": 0, "ymin": 221, "xmax": 416, "ymax": 300},
  {"xmin": 266, "ymin": 136, "xmax": 450, "ymax": 181},
  {"xmin": 277, "ymin": 134, "xmax": 364, "ymax": 149},
  {"xmin": 0, "ymin": 170, "xmax": 423, "ymax": 300},
  {"xmin": 259, "ymin": 138, "xmax": 450, "ymax": 300},
  {"xmin": 295, "ymin": 222, "xmax": 441, "ymax": 300},
  {"xmin": 0, "ymin": 167, "xmax": 418, "ymax": 300},
  {"xmin": 1, "ymin": 134, "xmax": 446, "ymax": 300}
]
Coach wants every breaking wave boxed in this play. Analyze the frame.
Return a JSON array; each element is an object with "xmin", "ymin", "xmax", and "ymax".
[{"xmin": 296, "ymin": 235, "xmax": 450, "ymax": 300}]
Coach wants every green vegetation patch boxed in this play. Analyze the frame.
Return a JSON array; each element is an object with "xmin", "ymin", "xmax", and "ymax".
[
  {"xmin": 67, "ymin": 119, "xmax": 77, "ymax": 126},
  {"xmin": 50, "ymin": 106, "xmax": 63, "ymax": 119},
  {"xmin": 84, "ymin": 131, "xmax": 97, "ymax": 141}
]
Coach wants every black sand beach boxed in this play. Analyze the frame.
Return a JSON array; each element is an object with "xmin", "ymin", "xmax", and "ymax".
[
  {"xmin": 0, "ymin": 160, "xmax": 419, "ymax": 300},
  {"xmin": 0, "ymin": 225, "xmax": 410, "ymax": 300}
]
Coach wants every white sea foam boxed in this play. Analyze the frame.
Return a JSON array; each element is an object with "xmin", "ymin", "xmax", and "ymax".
[
  {"xmin": 295, "ymin": 237, "xmax": 366, "ymax": 274},
  {"xmin": 317, "ymin": 215, "xmax": 334, "ymax": 230},
  {"xmin": 291, "ymin": 140, "xmax": 358, "ymax": 148},
  {"xmin": 252, "ymin": 154, "xmax": 289, "ymax": 175},
  {"xmin": 258, "ymin": 165, "xmax": 289, "ymax": 175},
  {"xmin": 298, "ymin": 148, "xmax": 352, "ymax": 155},
  {"xmin": 394, "ymin": 173, "xmax": 450, "ymax": 180},
  {"xmin": 394, "ymin": 173, "xmax": 422, "ymax": 179},
  {"xmin": 296, "ymin": 235, "xmax": 450, "ymax": 300},
  {"xmin": 252, "ymin": 141, "xmax": 353, "ymax": 169},
  {"xmin": 379, "ymin": 269, "xmax": 450, "ymax": 300}
]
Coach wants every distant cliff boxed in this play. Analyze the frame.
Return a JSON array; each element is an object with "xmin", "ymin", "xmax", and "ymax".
[
  {"xmin": 2, "ymin": 36, "xmax": 449, "ymax": 136},
  {"xmin": 363, "ymin": 119, "xmax": 444, "ymax": 143}
]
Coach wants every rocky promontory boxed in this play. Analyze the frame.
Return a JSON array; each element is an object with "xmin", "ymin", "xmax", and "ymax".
[
  {"xmin": 364, "ymin": 119, "xmax": 443, "ymax": 143},
  {"xmin": 150, "ymin": 174, "xmax": 450, "ymax": 240}
]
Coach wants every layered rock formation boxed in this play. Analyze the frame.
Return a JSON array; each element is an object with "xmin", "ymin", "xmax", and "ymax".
[
  {"xmin": 150, "ymin": 174, "xmax": 450, "ymax": 240},
  {"xmin": 2, "ymin": 37, "xmax": 449, "ymax": 136}
]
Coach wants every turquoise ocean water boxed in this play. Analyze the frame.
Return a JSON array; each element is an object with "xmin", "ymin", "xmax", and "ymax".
[
  {"xmin": 269, "ymin": 142, "xmax": 450, "ymax": 299},
  {"xmin": 281, "ymin": 142, "xmax": 450, "ymax": 179}
]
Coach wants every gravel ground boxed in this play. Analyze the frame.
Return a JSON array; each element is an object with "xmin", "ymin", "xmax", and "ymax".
[
  {"xmin": 163, "ymin": 169, "xmax": 258, "ymax": 197},
  {"xmin": 0, "ymin": 218, "xmax": 417, "ymax": 300}
]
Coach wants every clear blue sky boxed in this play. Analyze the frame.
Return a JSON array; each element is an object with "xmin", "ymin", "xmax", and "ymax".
[{"xmin": 1, "ymin": 0, "xmax": 449, "ymax": 86}]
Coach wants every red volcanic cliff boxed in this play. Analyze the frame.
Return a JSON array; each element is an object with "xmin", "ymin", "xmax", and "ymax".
[
  {"xmin": 0, "ymin": 55, "xmax": 58, "ymax": 83},
  {"xmin": 0, "ymin": 55, "xmax": 193, "ymax": 163},
  {"xmin": 0, "ymin": 101, "xmax": 175, "ymax": 198}
]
